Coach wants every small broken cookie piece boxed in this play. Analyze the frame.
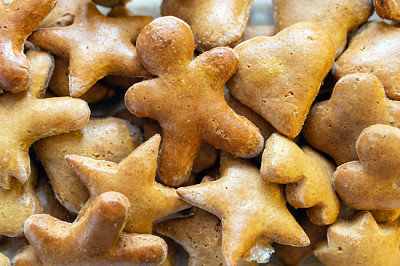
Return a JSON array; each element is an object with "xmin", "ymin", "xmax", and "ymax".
[
  {"xmin": 177, "ymin": 152, "xmax": 309, "ymax": 266},
  {"xmin": 125, "ymin": 16, "xmax": 264, "ymax": 186},
  {"xmin": 34, "ymin": 117, "xmax": 142, "ymax": 213},
  {"xmin": 314, "ymin": 211, "xmax": 400, "ymax": 266},
  {"xmin": 0, "ymin": 162, "xmax": 41, "ymax": 237},
  {"xmin": 24, "ymin": 191, "xmax": 168, "ymax": 265},
  {"xmin": 274, "ymin": 0, "xmax": 373, "ymax": 58},
  {"xmin": 261, "ymin": 133, "xmax": 340, "ymax": 225},
  {"xmin": 374, "ymin": 0, "xmax": 400, "ymax": 21},
  {"xmin": 0, "ymin": 50, "xmax": 90, "ymax": 189},
  {"xmin": 227, "ymin": 22, "xmax": 335, "ymax": 138},
  {"xmin": 161, "ymin": 0, "xmax": 253, "ymax": 52},
  {"xmin": 333, "ymin": 21, "xmax": 400, "ymax": 100},
  {"xmin": 66, "ymin": 135, "xmax": 189, "ymax": 234},
  {"xmin": 303, "ymin": 73, "xmax": 400, "ymax": 165},
  {"xmin": 0, "ymin": 0, "xmax": 56, "ymax": 93},
  {"xmin": 0, "ymin": 252, "xmax": 10, "ymax": 266},
  {"xmin": 29, "ymin": 0, "xmax": 152, "ymax": 97},
  {"xmin": 333, "ymin": 124, "xmax": 400, "ymax": 210}
]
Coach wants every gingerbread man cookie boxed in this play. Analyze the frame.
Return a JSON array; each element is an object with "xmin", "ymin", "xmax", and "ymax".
[
  {"xmin": 161, "ymin": 0, "xmax": 253, "ymax": 52},
  {"xmin": 29, "ymin": 1, "xmax": 152, "ymax": 97},
  {"xmin": 125, "ymin": 16, "xmax": 264, "ymax": 186},
  {"xmin": 227, "ymin": 22, "xmax": 335, "ymax": 138},
  {"xmin": 333, "ymin": 21, "xmax": 400, "ymax": 100},
  {"xmin": 274, "ymin": 0, "xmax": 373, "ymax": 58},
  {"xmin": 177, "ymin": 152, "xmax": 309, "ymax": 265},
  {"xmin": 66, "ymin": 135, "xmax": 189, "ymax": 234},
  {"xmin": 0, "ymin": 50, "xmax": 90, "ymax": 189},
  {"xmin": 0, "ymin": 0, "xmax": 56, "ymax": 93},
  {"xmin": 303, "ymin": 73, "xmax": 400, "ymax": 165},
  {"xmin": 333, "ymin": 124, "xmax": 400, "ymax": 210},
  {"xmin": 24, "ymin": 191, "xmax": 168, "ymax": 265},
  {"xmin": 314, "ymin": 211, "xmax": 400, "ymax": 266},
  {"xmin": 261, "ymin": 133, "xmax": 340, "ymax": 225}
]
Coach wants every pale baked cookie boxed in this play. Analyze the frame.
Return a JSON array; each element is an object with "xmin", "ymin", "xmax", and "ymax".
[
  {"xmin": 227, "ymin": 22, "xmax": 335, "ymax": 138},
  {"xmin": 274, "ymin": 0, "xmax": 373, "ymax": 58},
  {"xmin": 161, "ymin": 0, "xmax": 253, "ymax": 52},
  {"xmin": 125, "ymin": 16, "xmax": 264, "ymax": 186},
  {"xmin": 314, "ymin": 211, "xmax": 400, "ymax": 266}
]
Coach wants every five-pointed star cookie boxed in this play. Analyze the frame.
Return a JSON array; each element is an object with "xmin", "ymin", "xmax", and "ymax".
[
  {"xmin": 125, "ymin": 16, "xmax": 264, "ymax": 186},
  {"xmin": 65, "ymin": 134, "xmax": 190, "ymax": 234},
  {"xmin": 177, "ymin": 152, "xmax": 310, "ymax": 266},
  {"xmin": 0, "ymin": 50, "xmax": 90, "ymax": 189},
  {"xmin": 314, "ymin": 211, "xmax": 400, "ymax": 266},
  {"xmin": 24, "ymin": 191, "xmax": 168, "ymax": 265},
  {"xmin": 29, "ymin": 0, "xmax": 153, "ymax": 97},
  {"xmin": 0, "ymin": 0, "xmax": 56, "ymax": 93}
]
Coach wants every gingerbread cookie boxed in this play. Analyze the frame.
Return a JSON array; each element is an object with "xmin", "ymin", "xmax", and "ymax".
[
  {"xmin": 372, "ymin": 209, "xmax": 400, "ymax": 223},
  {"xmin": 314, "ymin": 211, "xmax": 400, "ymax": 266},
  {"xmin": 242, "ymin": 25, "xmax": 275, "ymax": 41},
  {"xmin": 261, "ymin": 133, "xmax": 340, "ymax": 225},
  {"xmin": 303, "ymin": 73, "xmax": 400, "ymax": 165},
  {"xmin": 274, "ymin": 0, "xmax": 373, "ymax": 58},
  {"xmin": 66, "ymin": 135, "xmax": 189, "ymax": 234},
  {"xmin": 125, "ymin": 16, "xmax": 264, "ymax": 186},
  {"xmin": 333, "ymin": 21, "xmax": 400, "ymax": 100},
  {"xmin": 34, "ymin": 117, "xmax": 142, "ymax": 213},
  {"xmin": 29, "ymin": 1, "xmax": 152, "ymax": 97},
  {"xmin": 333, "ymin": 124, "xmax": 400, "ymax": 210},
  {"xmin": 161, "ymin": 0, "xmax": 253, "ymax": 52},
  {"xmin": 48, "ymin": 56, "xmax": 113, "ymax": 103},
  {"xmin": 38, "ymin": 0, "xmax": 80, "ymax": 28},
  {"xmin": 0, "ymin": 252, "xmax": 10, "ymax": 266},
  {"xmin": 12, "ymin": 246, "xmax": 42, "ymax": 266},
  {"xmin": 0, "ymin": 0, "xmax": 56, "ymax": 93},
  {"xmin": 25, "ymin": 191, "xmax": 168, "ymax": 265},
  {"xmin": 0, "ymin": 162, "xmax": 41, "ymax": 237},
  {"xmin": 227, "ymin": 22, "xmax": 335, "ymax": 138},
  {"xmin": 177, "ymin": 152, "xmax": 309, "ymax": 265},
  {"xmin": 374, "ymin": 0, "xmax": 400, "ymax": 21},
  {"xmin": 0, "ymin": 50, "xmax": 90, "ymax": 189}
]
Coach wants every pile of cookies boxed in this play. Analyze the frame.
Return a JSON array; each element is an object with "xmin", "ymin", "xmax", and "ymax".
[{"xmin": 1, "ymin": 0, "xmax": 400, "ymax": 265}]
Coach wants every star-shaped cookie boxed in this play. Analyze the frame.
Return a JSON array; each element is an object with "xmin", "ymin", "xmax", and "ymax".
[
  {"xmin": 0, "ymin": 0, "xmax": 56, "ymax": 92},
  {"xmin": 29, "ymin": 0, "xmax": 153, "ymax": 97},
  {"xmin": 65, "ymin": 134, "xmax": 189, "ymax": 234},
  {"xmin": 125, "ymin": 16, "xmax": 264, "ymax": 186},
  {"xmin": 24, "ymin": 191, "xmax": 168, "ymax": 265},
  {"xmin": 0, "ymin": 50, "xmax": 90, "ymax": 189},
  {"xmin": 177, "ymin": 152, "xmax": 309, "ymax": 266},
  {"xmin": 314, "ymin": 211, "xmax": 400, "ymax": 266}
]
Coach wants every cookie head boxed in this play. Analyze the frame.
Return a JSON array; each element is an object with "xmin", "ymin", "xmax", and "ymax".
[{"xmin": 136, "ymin": 16, "xmax": 195, "ymax": 76}]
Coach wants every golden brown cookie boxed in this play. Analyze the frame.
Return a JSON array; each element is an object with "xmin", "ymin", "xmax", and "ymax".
[
  {"xmin": 65, "ymin": 135, "xmax": 189, "ymax": 234},
  {"xmin": 24, "ymin": 191, "xmax": 168, "ymax": 265},
  {"xmin": 261, "ymin": 133, "xmax": 340, "ymax": 225},
  {"xmin": 0, "ymin": 50, "xmax": 90, "ymax": 189},
  {"xmin": 0, "ymin": 252, "xmax": 10, "ymax": 266},
  {"xmin": 161, "ymin": 0, "xmax": 253, "ymax": 52},
  {"xmin": 227, "ymin": 22, "xmax": 335, "ymax": 138},
  {"xmin": 0, "ymin": 162, "xmax": 41, "ymax": 237},
  {"xmin": 38, "ymin": 0, "xmax": 81, "ymax": 28},
  {"xmin": 275, "ymin": 213, "xmax": 328, "ymax": 266},
  {"xmin": 49, "ymin": 56, "xmax": 113, "ymax": 103},
  {"xmin": 29, "ymin": 1, "xmax": 152, "ymax": 97},
  {"xmin": 12, "ymin": 246, "xmax": 42, "ymax": 266},
  {"xmin": 314, "ymin": 211, "xmax": 400, "ymax": 266},
  {"xmin": 333, "ymin": 21, "xmax": 400, "ymax": 100},
  {"xmin": 374, "ymin": 0, "xmax": 400, "ymax": 21},
  {"xmin": 177, "ymin": 152, "xmax": 309, "ymax": 265},
  {"xmin": 303, "ymin": 73, "xmax": 400, "ymax": 165},
  {"xmin": 333, "ymin": 124, "xmax": 400, "ymax": 210},
  {"xmin": 34, "ymin": 117, "xmax": 142, "ymax": 213},
  {"xmin": 274, "ymin": 0, "xmax": 373, "ymax": 58},
  {"xmin": 372, "ymin": 209, "xmax": 400, "ymax": 223},
  {"xmin": 0, "ymin": 0, "xmax": 56, "ymax": 93},
  {"xmin": 125, "ymin": 16, "xmax": 264, "ymax": 186}
]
